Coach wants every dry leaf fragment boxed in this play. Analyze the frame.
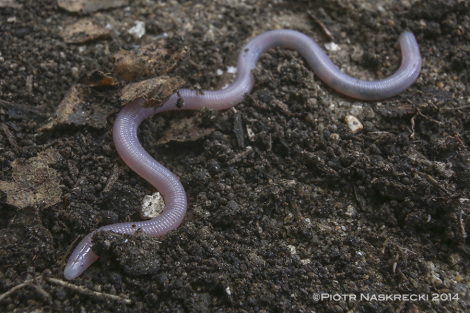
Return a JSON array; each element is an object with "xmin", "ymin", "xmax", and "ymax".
[
  {"xmin": 58, "ymin": 0, "xmax": 129, "ymax": 13},
  {"xmin": 0, "ymin": 148, "xmax": 62, "ymax": 209},
  {"xmin": 60, "ymin": 18, "xmax": 112, "ymax": 44},
  {"xmin": 0, "ymin": 0, "xmax": 22, "ymax": 8},
  {"xmin": 113, "ymin": 39, "xmax": 190, "ymax": 82},
  {"xmin": 39, "ymin": 84, "xmax": 110, "ymax": 130},
  {"xmin": 157, "ymin": 114, "xmax": 215, "ymax": 145},
  {"xmin": 79, "ymin": 70, "xmax": 117, "ymax": 87},
  {"xmin": 120, "ymin": 76, "xmax": 185, "ymax": 108}
]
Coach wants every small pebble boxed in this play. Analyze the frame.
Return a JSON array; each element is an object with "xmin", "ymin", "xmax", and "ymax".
[
  {"xmin": 140, "ymin": 192, "xmax": 165, "ymax": 219},
  {"xmin": 324, "ymin": 42, "xmax": 340, "ymax": 52},
  {"xmin": 128, "ymin": 21, "xmax": 145, "ymax": 39},
  {"xmin": 345, "ymin": 115, "xmax": 363, "ymax": 134}
]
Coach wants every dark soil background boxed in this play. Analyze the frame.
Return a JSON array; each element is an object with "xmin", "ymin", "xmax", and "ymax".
[{"xmin": 1, "ymin": 0, "xmax": 469, "ymax": 312}]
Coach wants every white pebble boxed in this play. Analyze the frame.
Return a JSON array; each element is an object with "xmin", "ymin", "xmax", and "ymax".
[
  {"xmin": 287, "ymin": 245, "xmax": 296, "ymax": 255},
  {"xmin": 345, "ymin": 115, "xmax": 363, "ymax": 133},
  {"xmin": 324, "ymin": 42, "xmax": 340, "ymax": 52},
  {"xmin": 227, "ymin": 66, "xmax": 237, "ymax": 74},
  {"xmin": 128, "ymin": 21, "xmax": 146, "ymax": 39},
  {"xmin": 140, "ymin": 192, "xmax": 165, "ymax": 219}
]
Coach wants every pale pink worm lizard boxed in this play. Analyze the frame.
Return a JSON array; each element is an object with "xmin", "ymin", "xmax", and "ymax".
[{"xmin": 64, "ymin": 29, "xmax": 421, "ymax": 280}]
